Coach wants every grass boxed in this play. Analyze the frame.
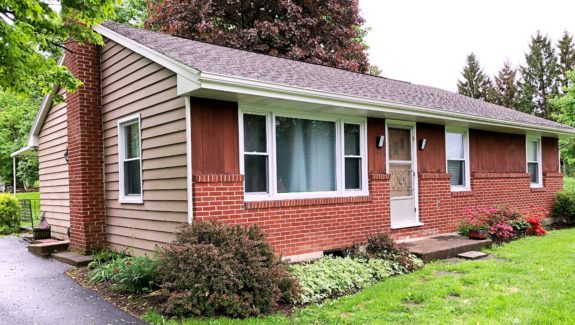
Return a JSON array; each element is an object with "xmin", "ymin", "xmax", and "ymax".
[
  {"xmin": 564, "ymin": 176, "xmax": 575, "ymax": 192},
  {"xmin": 15, "ymin": 192, "xmax": 40, "ymax": 227},
  {"xmin": 144, "ymin": 228, "xmax": 575, "ymax": 324},
  {"xmin": 15, "ymin": 192, "xmax": 39, "ymax": 200}
]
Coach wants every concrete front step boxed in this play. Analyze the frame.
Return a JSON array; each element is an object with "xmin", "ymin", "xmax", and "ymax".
[
  {"xmin": 27, "ymin": 240, "xmax": 70, "ymax": 257},
  {"xmin": 401, "ymin": 234, "xmax": 492, "ymax": 261},
  {"xmin": 52, "ymin": 251, "xmax": 94, "ymax": 267}
]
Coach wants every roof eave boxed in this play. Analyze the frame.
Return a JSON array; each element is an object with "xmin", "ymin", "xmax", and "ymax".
[
  {"xmin": 198, "ymin": 72, "xmax": 575, "ymax": 137},
  {"xmin": 95, "ymin": 23, "xmax": 575, "ymax": 137}
]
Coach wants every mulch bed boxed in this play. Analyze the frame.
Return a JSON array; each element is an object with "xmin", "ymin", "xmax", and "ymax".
[{"xmin": 67, "ymin": 267, "xmax": 163, "ymax": 319}]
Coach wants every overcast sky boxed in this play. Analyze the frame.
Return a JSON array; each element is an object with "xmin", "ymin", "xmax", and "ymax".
[{"xmin": 359, "ymin": 0, "xmax": 575, "ymax": 92}]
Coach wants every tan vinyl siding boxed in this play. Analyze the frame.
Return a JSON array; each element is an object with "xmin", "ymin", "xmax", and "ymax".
[
  {"xmin": 38, "ymin": 94, "xmax": 69, "ymax": 239},
  {"xmin": 102, "ymin": 39, "xmax": 188, "ymax": 255}
]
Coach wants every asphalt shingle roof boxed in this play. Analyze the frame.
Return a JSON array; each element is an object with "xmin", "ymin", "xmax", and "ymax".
[{"xmin": 102, "ymin": 22, "xmax": 573, "ymax": 132}]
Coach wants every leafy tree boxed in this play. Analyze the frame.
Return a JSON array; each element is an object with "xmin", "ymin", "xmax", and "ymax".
[
  {"xmin": 0, "ymin": 90, "xmax": 41, "ymax": 185},
  {"xmin": 457, "ymin": 53, "xmax": 492, "ymax": 100},
  {"xmin": 145, "ymin": 0, "xmax": 370, "ymax": 73},
  {"xmin": 113, "ymin": 0, "xmax": 147, "ymax": 27},
  {"xmin": 519, "ymin": 31, "xmax": 560, "ymax": 119},
  {"xmin": 16, "ymin": 157, "xmax": 39, "ymax": 189},
  {"xmin": 0, "ymin": 0, "xmax": 116, "ymax": 99},
  {"xmin": 552, "ymin": 71, "xmax": 575, "ymax": 173},
  {"xmin": 493, "ymin": 61, "xmax": 520, "ymax": 109},
  {"xmin": 557, "ymin": 31, "xmax": 575, "ymax": 91}
]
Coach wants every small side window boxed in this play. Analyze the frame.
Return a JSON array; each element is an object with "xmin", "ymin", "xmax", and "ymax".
[
  {"xmin": 445, "ymin": 129, "xmax": 470, "ymax": 191},
  {"xmin": 118, "ymin": 115, "xmax": 142, "ymax": 203},
  {"xmin": 526, "ymin": 136, "xmax": 542, "ymax": 187}
]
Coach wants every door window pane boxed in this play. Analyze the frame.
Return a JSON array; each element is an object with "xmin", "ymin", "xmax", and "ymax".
[
  {"xmin": 388, "ymin": 128, "xmax": 411, "ymax": 161},
  {"xmin": 244, "ymin": 155, "xmax": 268, "ymax": 193},
  {"xmin": 448, "ymin": 160, "xmax": 465, "ymax": 186},
  {"xmin": 345, "ymin": 158, "xmax": 361, "ymax": 189},
  {"xmin": 244, "ymin": 114, "xmax": 267, "ymax": 152},
  {"xmin": 446, "ymin": 132, "xmax": 464, "ymax": 159},
  {"xmin": 390, "ymin": 164, "xmax": 413, "ymax": 197},
  {"xmin": 276, "ymin": 117, "xmax": 336, "ymax": 193}
]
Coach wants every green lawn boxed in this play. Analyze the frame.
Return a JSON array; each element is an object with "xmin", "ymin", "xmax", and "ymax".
[
  {"xmin": 564, "ymin": 176, "xmax": 575, "ymax": 192},
  {"xmin": 15, "ymin": 192, "xmax": 39, "ymax": 200},
  {"xmin": 145, "ymin": 228, "xmax": 575, "ymax": 324},
  {"xmin": 15, "ymin": 192, "xmax": 40, "ymax": 227}
]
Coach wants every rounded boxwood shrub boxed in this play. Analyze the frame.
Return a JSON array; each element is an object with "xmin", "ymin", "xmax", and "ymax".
[
  {"xmin": 552, "ymin": 191, "xmax": 575, "ymax": 224},
  {"xmin": 158, "ymin": 220, "xmax": 300, "ymax": 318},
  {"xmin": 0, "ymin": 194, "xmax": 21, "ymax": 234}
]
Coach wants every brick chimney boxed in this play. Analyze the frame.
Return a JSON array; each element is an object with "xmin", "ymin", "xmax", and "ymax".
[{"xmin": 64, "ymin": 41, "xmax": 106, "ymax": 253}]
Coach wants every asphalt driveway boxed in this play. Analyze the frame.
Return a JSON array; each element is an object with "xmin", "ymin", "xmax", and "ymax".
[{"xmin": 0, "ymin": 236, "xmax": 146, "ymax": 325}]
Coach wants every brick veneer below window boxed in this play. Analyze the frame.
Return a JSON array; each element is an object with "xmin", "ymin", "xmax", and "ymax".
[{"xmin": 192, "ymin": 172, "xmax": 562, "ymax": 258}]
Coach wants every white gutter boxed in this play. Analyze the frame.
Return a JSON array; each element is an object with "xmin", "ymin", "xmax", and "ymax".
[{"xmin": 10, "ymin": 146, "xmax": 38, "ymax": 158}]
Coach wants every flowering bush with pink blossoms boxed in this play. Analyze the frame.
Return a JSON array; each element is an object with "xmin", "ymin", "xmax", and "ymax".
[{"xmin": 459, "ymin": 205, "xmax": 548, "ymax": 243}]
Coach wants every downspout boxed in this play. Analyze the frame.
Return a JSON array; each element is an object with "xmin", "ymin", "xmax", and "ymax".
[
  {"xmin": 185, "ymin": 96, "xmax": 193, "ymax": 223},
  {"xmin": 12, "ymin": 157, "xmax": 16, "ymax": 195}
]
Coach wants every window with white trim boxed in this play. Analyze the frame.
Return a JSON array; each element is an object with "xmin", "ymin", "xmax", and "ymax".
[
  {"xmin": 526, "ymin": 136, "xmax": 542, "ymax": 187},
  {"xmin": 240, "ymin": 110, "xmax": 367, "ymax": 200},
  {"xmin": 445, "ymin": 128, "xmax": 470, "ymax": 190},
  {"xmin": 118, "ymin": 115, "xmax": 142, "ymax": 203}
]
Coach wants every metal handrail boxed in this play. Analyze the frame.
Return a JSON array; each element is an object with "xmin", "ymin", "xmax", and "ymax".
[{"xmin": 18, "ymin": 198, "xmax": 40, "ymax": 228}]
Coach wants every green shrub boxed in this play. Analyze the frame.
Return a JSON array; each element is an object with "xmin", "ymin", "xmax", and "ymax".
[
  {"xmin": 158, "ymin": 221, "xmax": 300, "ymax": 318},
  {"xmin": 89, "ymin": 255, "xmax": 159, "ymax": 293},
  {"xmin": 553, "ymin": 191, "xmax": 575, "ymax": 224},
  {"xmin": 290, "ymin": 256, "xmax": 395, "ymax": 304},
  {"xmin": 0, "ymin": 194, "xmax": 21, "ymax": 234},
  {"xmin": 348, "ymin": 233, "xmax": 424, "ymax": 273}
]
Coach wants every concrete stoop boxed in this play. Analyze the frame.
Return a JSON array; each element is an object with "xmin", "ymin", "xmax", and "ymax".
[
  {"xmin": 400, "ymin": 234, "xmax": 492, "ymax": 261},
  {"xmin": 52, "ymin": 251, "xmax": 94, "ymax": 267},
  {"xmin": 27, "ymin": 239, "xmax": 69, "ymax": 257}
]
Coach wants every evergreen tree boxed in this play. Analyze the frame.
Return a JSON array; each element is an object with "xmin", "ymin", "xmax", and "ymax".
[
  {"xmin": 557, "ymin": 31, "xmax": 575, "ymax": 91},
  {"xmin": 493, "ymin": 61, "xmax": 520, "ymax": 109},
  {"xmin": 457, "ymin": 53, "xmax": 492, "ymax": 100},
  {"xmin": 519, "ymin": 31, "xmax": 560, "ymax": 119}
]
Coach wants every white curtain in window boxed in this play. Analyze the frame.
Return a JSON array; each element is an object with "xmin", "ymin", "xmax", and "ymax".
[{"xmin": 276, "ymin": 117, "xmax": 336, "ymax": 193}]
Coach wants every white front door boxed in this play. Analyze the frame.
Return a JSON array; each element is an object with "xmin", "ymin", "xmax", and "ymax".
[{"xmin": 387, "ymin": 122, "xmax": 419, "ymax": 228}]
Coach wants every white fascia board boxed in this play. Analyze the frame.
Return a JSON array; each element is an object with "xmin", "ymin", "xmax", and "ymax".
[
  {"xmin": 93, "ymin": 25, "xmax": 201, "ymax": 89},
  {"xmin": 28, "ymin": 55, "xmax": 65, "ymax": 147},
  {"xmin": 199, "ymin": 72, "xmax": 575, "ymax": 137},
  {"xmin": 28, "ymin": 84, "xmax": 59, "ymax": 147}
]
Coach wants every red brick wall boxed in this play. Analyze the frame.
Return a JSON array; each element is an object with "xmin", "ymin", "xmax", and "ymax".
[
  {"xmin": 190, "ymin": 110, "xmax": 563, "ymax": 257},
  {"xmin": 64, "ymin": 41, "xmax": 106, "ymax": 252},
  {"xmin": 193, "ymin": 174, "xmax": 391, "ymax": 257}
]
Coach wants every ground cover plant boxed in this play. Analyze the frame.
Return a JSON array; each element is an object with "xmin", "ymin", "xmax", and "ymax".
[
  {"xmin": 144, "ymin": 228, "xmax": 575, "ymax": 324},
  {"xmin": 88, "ymin": 249, "xmax": 160, "ymax": 293}
]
